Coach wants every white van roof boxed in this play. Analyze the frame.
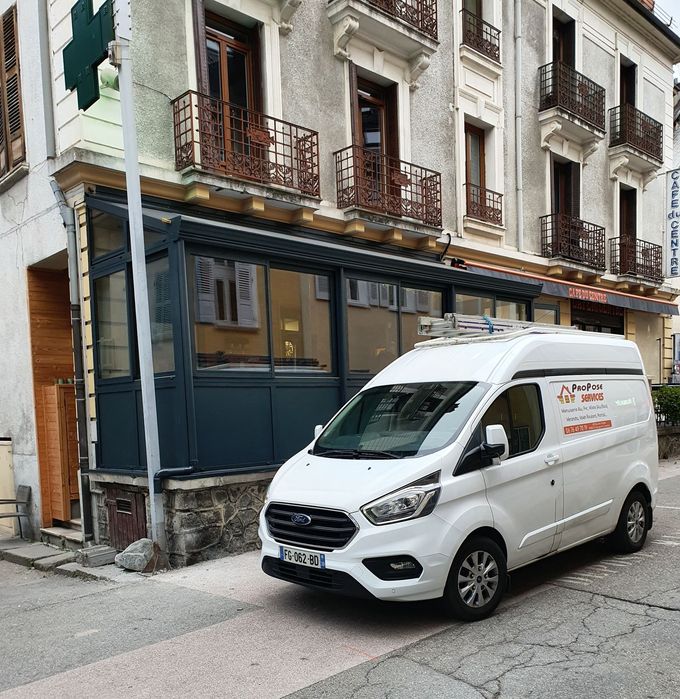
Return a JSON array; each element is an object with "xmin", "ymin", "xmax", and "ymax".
[{"xmin": 367, "ymin": 331, "xmax": 645, "ymax": 387}]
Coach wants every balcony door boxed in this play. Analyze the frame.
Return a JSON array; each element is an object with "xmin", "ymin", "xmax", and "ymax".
[
  {"xmin": 620, "ymin": 186, "xmax": 637, "ymax": 275},
  {"xmin": 620, "ymin": 61, "xmax": 636, "ymax": 107},
  {"xmin": 350, "ymin": 66, "xmax": 399, "ymax": 206},
  {"xmin": 205, "ymin": 14, "xmax": 262, "ymax": 170},
  {"xmin": 552, "ymin": 158, "xmax": 581, "ymax": 259},
  {"xmin": 552, "ymin": 16, "xmax": 575, "ymax": 67},
  {"xmin": 465, "ymin": 123, "xmax": 487, "ymax": 218}
]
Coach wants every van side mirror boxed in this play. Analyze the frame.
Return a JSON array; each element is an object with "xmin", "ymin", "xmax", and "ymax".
[
  {"xmin": 484, "ymin": 424, "xmax": 509, "ymax": 462},
  {"xmin": 314, "ymin": 424, "xmax": 324, "ymax": 439}
]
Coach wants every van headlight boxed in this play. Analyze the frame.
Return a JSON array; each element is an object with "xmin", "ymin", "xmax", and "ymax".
[{"xmin": 361, "ymin": 472, "xmax": 441, "ymax": 526}]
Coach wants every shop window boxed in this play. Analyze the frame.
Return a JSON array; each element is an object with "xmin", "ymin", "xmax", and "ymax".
[
  {"xmin": 534, "ymin": 303, "xmax": 560, "ymax": 325},
  {"xmin": 401, "ymin": 288, "xmax": 442, "ymax": 351},
  {"xmin": 496, "ymin": 299, "xmax": 527, "ymax": 321},
  {"xmin": 190, "ymin": 255, "xmax": 269, "ymax": 370},
  {"xmin": 270, "ymin": 269, "xmax": 332, "ymax": 373},
  {"xmin": 147, "ymin": 257, "xmax": 174, "ymax": 373},
  {"xmin": 94, "ymin": 271, "xmax": 130, "ymax": 379},
  {"xmin": 91, "ymin": 210, "xmax": 125, "ymax": 259},
  {"xmin": 456, "ymin": 293, "xmax": 494, "ymax": 316},
  {"xmin": 347, "ymin": 278, "xmax": 398, "ymax": 374}
]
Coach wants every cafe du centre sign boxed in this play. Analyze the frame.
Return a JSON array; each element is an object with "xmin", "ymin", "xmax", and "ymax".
[{"xmin": 667, "ymin": 168, "xmax": 680, "ymax": 278}]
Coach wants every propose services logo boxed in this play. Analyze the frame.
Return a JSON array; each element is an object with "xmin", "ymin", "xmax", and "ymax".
[{"xmin": 557, "ymin": 385, "xmax": 576, "ymax": 405}]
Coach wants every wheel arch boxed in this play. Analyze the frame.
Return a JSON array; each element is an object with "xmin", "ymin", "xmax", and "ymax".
[{"xmin": 461, "ymin": 526, "xmax": 508, "ymax": 562}]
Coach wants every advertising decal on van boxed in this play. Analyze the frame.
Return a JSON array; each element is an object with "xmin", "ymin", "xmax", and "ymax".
[{"xmin": 553, "ymin": 381, "xmax": 612, "ymax": 435}]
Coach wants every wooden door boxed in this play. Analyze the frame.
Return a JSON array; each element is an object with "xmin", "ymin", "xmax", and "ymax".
[
  {"xmin": 27, "ymin": 268, "xmax": 74, "ymax": 526},
  {"xmin": 42, "ymin": 384, "xmax": 78, "ymax": 522}
]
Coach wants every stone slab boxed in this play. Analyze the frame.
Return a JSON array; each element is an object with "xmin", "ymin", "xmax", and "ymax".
[
  {"xmin": 1, "ymin": 544, "xmax": 60, "ymax": 566},
  {"xmin": 55, "ymin": 561, "xmax": 139, "ymax": 584},
  {"xmin": 0, "ymin": 537, "xmax": 26, "ymax": 551},
  {"xmin": 33, "ymin": 552, "xmax": 76, "ymax": 572}
]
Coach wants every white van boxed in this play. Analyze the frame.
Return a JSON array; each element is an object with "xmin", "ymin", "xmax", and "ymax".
[{"xmin": 259, "ymin": 319, "xmax": 657, "ymax": 621}]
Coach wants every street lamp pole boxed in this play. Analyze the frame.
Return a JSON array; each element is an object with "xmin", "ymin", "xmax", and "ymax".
[{"xmin": 109, "ymin": 0, "xmax": 165, "ymax": 549}]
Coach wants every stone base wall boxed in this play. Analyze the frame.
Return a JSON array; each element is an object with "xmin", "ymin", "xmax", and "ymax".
[
  {"xmin": 658, "ymin": 426, "xmax": 680, "ymax": 460},
  {"xmin": 165, "ymin": 478, "xmax": 271, "ymax": 567},
  {"xmin": 89, "ymin": 474, "xmax": 272, "ymax": 567}
]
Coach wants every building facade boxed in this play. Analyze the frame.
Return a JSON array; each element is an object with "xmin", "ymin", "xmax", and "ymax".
[{"xmin": 0, "ymin": 0, "xmax": 678, "ymax": 563}]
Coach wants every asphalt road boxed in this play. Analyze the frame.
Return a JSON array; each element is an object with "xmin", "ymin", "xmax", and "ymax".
[{"xmin": 2, "ymin": 468, "xmax": 680, "ymax": 698}]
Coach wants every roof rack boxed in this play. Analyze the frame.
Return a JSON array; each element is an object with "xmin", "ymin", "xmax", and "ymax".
[{"xmin": 416, "ymin": 313, "xmax": 621, "ymax": 347}]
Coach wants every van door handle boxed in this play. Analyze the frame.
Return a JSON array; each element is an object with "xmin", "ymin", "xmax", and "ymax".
[{"xmin": 544, "ymin": 453, "xmax": 560, "ymax": 466}]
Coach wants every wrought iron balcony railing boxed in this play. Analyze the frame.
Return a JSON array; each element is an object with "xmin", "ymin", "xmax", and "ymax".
[
  {"xmin": 367, "ymin": 0, "xmax": 437, "ymax": 39},
  {"xmin": 172, "ymin": 91, "xmax": 320, "ymax": 197},
  {"xmin": 460, "ymin": 9, "xmax": 501, "ymax": 63},
  {"xmin": 610, "ymin": 237, "xmax": 663, "ymax": 281},
  {"xmin": 465, "ymin": 183, "xmax": 503, "ymax": 225},
  {"xmin": 609, "ymin": 103, "xmax": 663, "ymax": 163},
  {"xmin": 540, "ymin": 213, "xmax": 606, "ymax": 269},
  {"xmin": 539, "ymin": 61, "xmax": 606, "ymax": 131},
  {"xmin": 335, "ymin": 145, "xmax": 442, "ymax": 227}
]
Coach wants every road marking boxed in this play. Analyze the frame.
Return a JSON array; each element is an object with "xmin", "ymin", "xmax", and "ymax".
[
  {"xmin": 656, "ymin": 505, "xmax": 680, "ymax": 510},
  {"xmin": 652, "ymin": 540, "xmax": 680, "ymax": 547},
  {"xmin": 74, "ymin": 629, "xmax": 99, "ymax": 638}
]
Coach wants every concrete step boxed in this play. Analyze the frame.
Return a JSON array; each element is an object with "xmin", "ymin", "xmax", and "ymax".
[
  {"xmin": 34, "ymin": 551, "xmax": 76, "ymax": 572},
  {"xmin": 1, "ymin": 542, "xmax": 61, "ymax": 567},
  {"xmin": 40, "ymin": 526, "xmax": 84, "ymax": 552}
]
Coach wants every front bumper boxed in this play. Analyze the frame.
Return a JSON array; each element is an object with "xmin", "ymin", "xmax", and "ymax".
[{"xmin": 259, "ymin": 508, "xmax": 453, "ymax": 602}]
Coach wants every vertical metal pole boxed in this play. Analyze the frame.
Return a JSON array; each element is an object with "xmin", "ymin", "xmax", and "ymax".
[{"xmin": 110, "ymin": 1, "xmax": 165, "ymax": 549}]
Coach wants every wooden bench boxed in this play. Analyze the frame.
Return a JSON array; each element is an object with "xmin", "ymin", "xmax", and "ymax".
[{"xmin": 0, "ymin": 485, "xmax": 31, "ymax": 539}]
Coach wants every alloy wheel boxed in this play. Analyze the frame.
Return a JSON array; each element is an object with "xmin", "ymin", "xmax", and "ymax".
[{"xmin": 457, "ymin": 550, "xmax": 499, "ymax": 608}]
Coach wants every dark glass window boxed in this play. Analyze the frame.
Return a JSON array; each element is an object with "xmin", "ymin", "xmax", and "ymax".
[
  {"xmin": 91, "ymin": 210, "xmax": 125, "ymax": 259},
  {"xmin": 147, "ymin": 257, "xmax": 174, "ymax": 373},
  {"xmin": 94, "ymin": 271, "xmax": 130, "ymax": 379},
  {"xmin": 189, "ymin": 255, "xmax": 269, "ymax": 370}
]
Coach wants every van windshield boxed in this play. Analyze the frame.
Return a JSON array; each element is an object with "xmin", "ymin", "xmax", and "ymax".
[{"xmin": 313, "ymin": 382, "xmax": 488, "ymax": 459}]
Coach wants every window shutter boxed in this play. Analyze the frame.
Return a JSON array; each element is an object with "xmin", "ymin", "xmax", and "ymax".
[
  {"xmin": 152, "ymin": 269, "xmax": 172, "ymax": 339},
  {"xmin": 234, "ymin": 262, "xmax": 259, "ymax": 328},
  {"xmin": 349, "ymin": 62, "xmax": 361, "ymax": 146},
  {"xmin": 1, "ymin": 6, "xmax": 24, "ymax": 172},
  {"xmin": 195, "ymin": 256, "xmax": 216, "ymax": 323}
]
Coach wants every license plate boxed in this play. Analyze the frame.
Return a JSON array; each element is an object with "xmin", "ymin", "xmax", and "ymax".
[{"xmin": 279, "ymin": 545, "xmax": 326, "ymax": 569}]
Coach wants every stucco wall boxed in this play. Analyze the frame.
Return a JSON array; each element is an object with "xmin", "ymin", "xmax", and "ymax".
[{"xmin": 0, "ymin": 0, "xmax": 69, "ymax": 535}]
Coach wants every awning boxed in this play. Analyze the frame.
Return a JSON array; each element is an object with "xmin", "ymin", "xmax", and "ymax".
[{"xmin": 468, "ymin": 264, "xmax": 679, "ymax": 316}]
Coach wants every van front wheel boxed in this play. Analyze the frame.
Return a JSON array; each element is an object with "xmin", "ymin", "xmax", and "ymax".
[
  {"xmin": 442, "ymin": 536, "xmax": 507, "ymax": 622},
  {"xmin": 611, "ymin": 490, "xmax": 649, "ymax": 553}
]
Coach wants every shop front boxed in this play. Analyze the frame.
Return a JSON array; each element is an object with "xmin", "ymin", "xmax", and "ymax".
[{"xmin": 85, "ymin": 194, "xmax": 541, "ymax": 563}]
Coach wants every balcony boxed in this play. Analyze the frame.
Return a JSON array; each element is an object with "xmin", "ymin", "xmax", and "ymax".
[
  {"xmin": 540, "ymin": 213, "xmax": 606, "ymax": 271},
  {"xmin": 610, "ymin": 237, "xmax": 663, "ymax": 282},
  {"xmin": 367, "ymin": 0, "xmax": 437, "ymax": 39},
  {"xmin": 327, "ymin": 0, "xmax": 437, "ymax": 86},
  {"xmin": 460, "ymin": 10, "xmax": 500, "ymax": 63},
  {"xmin": 172, "ymin": 91, "xmax": 320, "ymax": 198},
  {"xmin": 538, "ymin": 62, "xmax": 606, "ymax": 160},
  {"xmin": 335, "ymin": 145, "xmax": 442, "ymax": 228},
  {"xmin": 465, "ymin": 183, "xmax": 503, "ymax": 226},
  {"xmin": 609, "ymin": 104, "xmax": 663, "ymax": 181}
]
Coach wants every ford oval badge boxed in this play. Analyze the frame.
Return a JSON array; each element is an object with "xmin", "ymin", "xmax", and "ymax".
[{"xmin": 291, "ymin": 513, "xmax": 312, "ymax": 526}]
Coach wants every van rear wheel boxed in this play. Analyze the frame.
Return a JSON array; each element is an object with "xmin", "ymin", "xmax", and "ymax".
[
  {"xmin": 442, "ymin": 536, "xmax": 507, "ymax": 622},
  {"xmin": 611, "ymin": 490, "xmax": 649, "ymax": 553}
]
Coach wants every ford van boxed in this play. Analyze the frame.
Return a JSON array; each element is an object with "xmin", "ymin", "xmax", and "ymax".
[{"xmin": 259, "ymin": 320, "xmax": 657, "ymax": 620}]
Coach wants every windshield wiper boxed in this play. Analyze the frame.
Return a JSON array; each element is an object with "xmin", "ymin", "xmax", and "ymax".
[{"xmin": 314, "ymin": 448, "xmax": 400, "ymax": 459}]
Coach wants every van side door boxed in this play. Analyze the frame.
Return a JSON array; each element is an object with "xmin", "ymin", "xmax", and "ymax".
[{"xmin": 457, "ymin": 381, "xmax": 564, "ymax": 569}]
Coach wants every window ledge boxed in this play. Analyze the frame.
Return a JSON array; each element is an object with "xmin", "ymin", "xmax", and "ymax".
[
  {"xmin": 0, "ymin": 162, "xmax": 28, "ymax": 193},
  {"xmin": 463, "ymin": 216, "xmax": 505, "ymax": 240}
]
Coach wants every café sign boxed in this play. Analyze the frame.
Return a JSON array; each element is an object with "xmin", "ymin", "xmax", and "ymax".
[{"xmin": 667, "ymin": 168, "xmax": 680, "ymax": 278}]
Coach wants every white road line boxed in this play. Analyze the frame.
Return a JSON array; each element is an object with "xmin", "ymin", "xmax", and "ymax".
[
  {"xmin": 656, "ymin": 505, "xmax": 680, "ymax": 510},
  {"xmin": 652, "ymin": 540, "xmax": 680, "ymax": 547}
]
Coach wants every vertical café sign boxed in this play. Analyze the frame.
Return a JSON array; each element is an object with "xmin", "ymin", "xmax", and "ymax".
[{"xmin": 668, "ymin": 168, "xmax": 680, "ymax": 278}]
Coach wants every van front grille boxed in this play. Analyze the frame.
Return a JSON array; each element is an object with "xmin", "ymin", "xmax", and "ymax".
[{"xmin": 264, "ymin": 502, "xmax": 357, "ymax": 551}]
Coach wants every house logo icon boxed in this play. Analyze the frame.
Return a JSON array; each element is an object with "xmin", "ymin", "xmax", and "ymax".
[{"xmin": 557, "ymin": 385, "xmax": 575, "ymax": 404}]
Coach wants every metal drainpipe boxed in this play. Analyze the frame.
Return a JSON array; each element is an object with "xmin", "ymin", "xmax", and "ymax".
[
  {"xmin": 50, "ymin": 181, "xmax": 94, "ymax": 544},
  {"xmin": 515, "ymin": 0, "xmax": 524, "ymax": 252}
]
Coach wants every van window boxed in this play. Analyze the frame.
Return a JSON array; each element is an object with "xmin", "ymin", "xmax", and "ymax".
[
  {"xmin": 459, "ymin": 384, "xmax": 544, "ymax": 473},
  {"xmin": 313, "ymin": 382, "xmax": 489, "ymax": 459}
]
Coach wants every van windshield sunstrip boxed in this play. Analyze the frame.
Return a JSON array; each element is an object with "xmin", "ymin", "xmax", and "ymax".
[{"xmin": 313, "ymin": 382, "xmax": 487, "ymax": 459}]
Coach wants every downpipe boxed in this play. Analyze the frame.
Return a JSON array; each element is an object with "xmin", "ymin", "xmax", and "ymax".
[
  {"xmin": 515, "ymin": 0, "xmax": 524, "ymax": 252},
  {"xmin": 50, "ymin": 181, "xmax": 94, "ymax": 543}
]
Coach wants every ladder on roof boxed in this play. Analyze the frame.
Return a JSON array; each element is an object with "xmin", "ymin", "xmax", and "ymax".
[{"xmin": 415, "ymin": 313, "xmax": 618, "ymax": 346}]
